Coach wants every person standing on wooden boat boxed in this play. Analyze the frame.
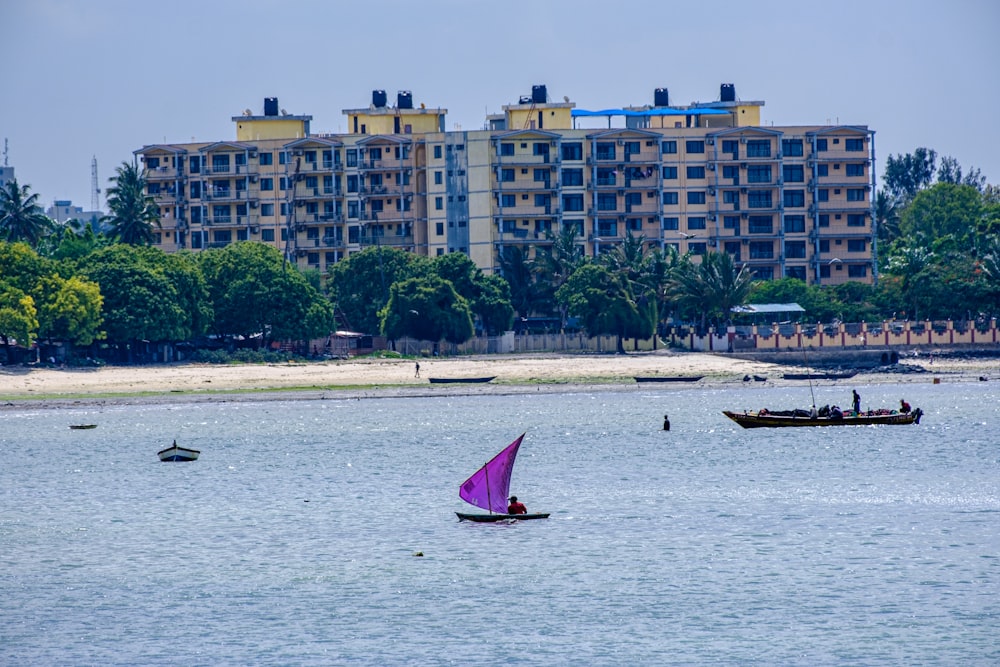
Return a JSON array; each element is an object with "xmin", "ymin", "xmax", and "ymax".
[
  {"xmin": 852, "ymin": 390, "xmax": 861, "ymax": 414},
  {"xmin": 507, "ymin": 496, "xmax": 527, "ymax": 515},
  {"xmin": 900, "ymin": 399, "xmax": 911, "ymax": 413}
]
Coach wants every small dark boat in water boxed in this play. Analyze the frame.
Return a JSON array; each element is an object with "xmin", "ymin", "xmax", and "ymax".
[
  {"xmin": 429, "ymin": 376, "xmax": 496, "ymax": 384},
  {"xmin": 157, "ymin": 440, "xmax": 201, "ymax": 462},
  {"xmin": 69, "ymin": 424, "xmax": 98, "ymax": 430},
  {"xmin": 634, "ymin": 375, "xmax": 704, "ymax": 383},
  {"xmin": 724, "ymin": 407, "xmax": 922, "ymax": 428}
]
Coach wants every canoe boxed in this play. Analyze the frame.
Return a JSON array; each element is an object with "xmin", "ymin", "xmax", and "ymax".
[
  {"xmin": 157, "ymin": 442, "xmax": 201, "ymax": 462},
  {"xmin": 783, "ymin": 371, "xmax": 858, "ymax": 380},
  {"xmin": 723, "ymin": 407, "xmax": 922, "ymax": 429},
  {"xmin": 428, "ymin": 376, "xmax": 496, "ymax": 384},
  {"xmin": 456, "ymin": 512, "xmax": 550, "ymax": 522},
  {"xmin": 69, "ymin": 424, "xmax": 98, "ymax": 430},
  {"xmin": 634, "ymin": 376, "xmax": 704, "ymax": 383}
]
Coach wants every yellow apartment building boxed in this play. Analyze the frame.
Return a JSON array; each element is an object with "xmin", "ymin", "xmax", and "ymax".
[{"xmin": 135, "ymin": 85, "xmax": 876, "ymax": 286}]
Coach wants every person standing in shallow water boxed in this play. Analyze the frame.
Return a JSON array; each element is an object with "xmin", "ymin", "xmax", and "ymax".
[{"xmin": 663, "ymin": 414, "xmax": 671, "ymax": 431}]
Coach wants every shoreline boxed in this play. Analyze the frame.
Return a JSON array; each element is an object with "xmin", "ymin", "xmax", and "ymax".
[{"xmin": 2, "ymin": 350, "xmax": 994, "ymax": 410}]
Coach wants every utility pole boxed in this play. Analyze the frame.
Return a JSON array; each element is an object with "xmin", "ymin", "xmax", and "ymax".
[{"xmin": 91, "ymin": 156, "xmax": 100, "ymax": 211}]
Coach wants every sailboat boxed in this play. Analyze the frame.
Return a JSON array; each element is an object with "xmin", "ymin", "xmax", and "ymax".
[{"xmin": 456, "ymin": 433, "xmax": 550, "ymax": 522}]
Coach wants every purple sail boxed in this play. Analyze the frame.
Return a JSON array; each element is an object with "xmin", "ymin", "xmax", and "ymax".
[{"xmin": 459, "ymin": 434, "xmax": 524, "ymax": 514}]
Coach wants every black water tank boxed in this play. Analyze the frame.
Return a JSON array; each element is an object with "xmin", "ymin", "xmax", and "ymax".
[
  {"xmin": 264, "ymin": 97, "xmax": 278, "ymax": 116},
  {"xmin": 372, "ymin": 90, "xmax": 387, "ymax": 107},
  {"xmin": 532, "ymin": 84, "xmax": 547, "ymax": 104},
  {"xmin": 720, "ymin": 84, "xmax": 736, "ymax": 102},
  {"xmin": 654, "ymin": 88, "xmax": 670, "ymax": 107},
  {"xmin": 397, "ymin": 91, "xmax": 413, "ymax": 109}
]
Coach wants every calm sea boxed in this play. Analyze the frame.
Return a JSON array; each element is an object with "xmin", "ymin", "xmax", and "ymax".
[{"xmin": 1, "ymin": 381, "xmax": 998, "ymax": 666}]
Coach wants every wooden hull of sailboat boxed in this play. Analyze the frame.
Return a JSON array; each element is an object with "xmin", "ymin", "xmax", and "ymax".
[
  {"xmin": 723, "ymin": 408, "xmax": 922, "ymax": 429},
  {"xmin": 429, "ymin": 376, "xmax": 496, "ymax": 384},
  {"xmin": 157, "ymin": 445, "xmax": 201, "ymax": 462},
  {"xmin": 782, "ymin": 372, "xmax": 858, "ymax": 380},
  {"xmin": 69, "ymin": 424, "xmax": 97, "ymax": 430},
  {"xmin": 634, "ymin": 375, "xmax": 704, "ymax": 383},
  {"xmin": 456, "ymin": 512, "xmax": 550, "ymax": 522}
]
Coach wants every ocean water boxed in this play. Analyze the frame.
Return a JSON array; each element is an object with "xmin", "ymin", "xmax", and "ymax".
[{"xmin": 1, "ymin": 381, "xmax": 998, "ymax": 666}]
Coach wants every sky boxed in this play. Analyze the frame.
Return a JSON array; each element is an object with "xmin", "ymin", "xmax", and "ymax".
[{"xmin": 1, "ymin": 0, "xmax": 998, "ymax": 211}]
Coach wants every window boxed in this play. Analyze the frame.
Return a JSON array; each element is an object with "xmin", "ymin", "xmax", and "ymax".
[
  {"xmin": 784, "ymin": 190, "xmax": 805, "ymax": 208},
  {"xmin": 258, "ymin": 152, "xmax": 272, "ymax": 165},
  {"xmin": 625, "ymin": 217, "xmax": 642, "ymax": 232},
  {"xmin": 689, "ymin": 242, "xmax": 707, "ymax": 255},
  {"xmin": 434, "ymin": 145, "xmax": 442, "ymax": 159},
  {"xmin": 661, "ymin": 140, "xmax": 677, "ymax": 154},
  {"xmin": 784, "ymin": 215, "xmax": 805, "ymax": 233},
  {"xmin": 500, "ymin": 143, "xmax": 515, "ymax": 156},
  {"xmin": 533, "ymin": 168, "xmax": 550, "ymax": 183},
  {"xmin": 261, "ymin": 228, "xmax": 275, "ymax": 242},
  {"xmin": 783, "ymin": 165, "xmax": 804, "ymax": 182},
  {"xmin": 817, "ymin": 164, "xmax": 829, "ymax": 177},
  {"xmin": 346, "ymin": 175, "xmax": 358, "ymax": 193},
  {"xmin": 305, "ymin": 176, "xmax": 317, "ymax": 189},
  {"xmin": 781, "ymin": 139, "xmax": 804, "ymax": 156},
  {"xmin": 597, "ymin": 193, "xmax": 617, "ymax": 211},
  {"xmin": 747, "ymin": 191, "xmax": 772, "ymax": 208},
  {"xmin": 848, "ymin": 239, "xmax": 867, "ymax": 252},
  {"xmin": 596, "ymin": 167, "xmax": 616, "ymax": 186},
  {"xmin": 819, "ymin": 215, "xmax": 830, "ymax": 228},
  {"xmin": 817, "ymin": 189, "xmax": 829, "ymax": 202},
  {"xmin": 561, "ymin": 142, "xmax": 583, "ymax": 160},
  {"xmin": 815, "ymin": 138, "xmax": 828, "ymax": 151},
  {"xmin": 662, "ymin": 192, "xmax": 679, "ymax": 205},
  {"xmin": 845, "ymin": 138, "xmax": 865, "ymax": 152},
  {"xmin": 279, "ymin": 151, "xmax": 288, "ymax": 165},
  {"xmin": 721, "ymin": 139, "xmax": 739, "ymax": 156},
  {"xmin": 786, "ymin": 266, "xmax": 807, "ymax": 280},
  {"xmin": 189, "ymin": 182, "xmax": 202, "ymax": 199},
  {"xmin": 346, "ymin": 149, "xmax": 357, "ymax": 167},
  {"xmin": 662, "ymin": 217, "xmax": 679, "ymax": 230},
  {"xmin": 847, "ymin": 188, "xmax": 867, "ymax": 202},
  {"xmin": 846, "ymin": 163, "xmax": 865, "ymax": 177},
  {"xmin": 596, "ymin": 219, "xmax": 617, "ymax": 237},
  {"xmin": 723, "ymin": 191, "xmax": 739, "ymax": 205},
  {"xmin": 563, "ymin": 219, "xmax": 584, "ymax": 235},
  {"xmin": 819, "ymin": 239, "xmax": 830, "ymax": 252},
  {"xmin": 847, "ymin": 214, "xmax": 866, "ymax": 227},
  {"xmin": 747, "ymin": 165, "xmax": 771, "ymax": 183},
  {"xmin": 434, "ymin": 171, "xmax": 443, "ymax": 185},
  {"xmin": 785, "ymin": 241, "xmax": 806, "ymax": 258},
  {"xmin": 595, "ymin": 142, "xmax": 616, "ymax": 160},
  {"xmin": 562, "ymin": 168, "xmax": 583, "ymax": 186},
  {"xmin": 534, "ymin": 193, "xmax": 550, "ymax": 208},
  {"xmin": 662, "ymin": 166, "xmax": 678, "ymax": 179},
  {"xmin": 723, "ymin": 215, "xmax": 740, "ymax": 231},
  {"xmin": 722, "ymin": 165, "xmax": 739, "ymax": 182},
  {"xmin": 749, "ymin": 241, "xmax": 773, "ymax": 259},
  {"xmin": 725, "ymin": 241, "xmax": 741, "ymax": 260},
  {"xmin": 532, "ymin": 142, "xmax": 550, "ymax": 157},
  {"xmin": 563, "ymin": 194, "xmax": 584, "ymax": 211},
  {"xmin": 687, "ymin": 191, "xmax": 706, "ymax": 205},
  {"xmin": 260, "ymin": 203, "xmax": 274, "ymax": 217},
  {"xmin": 685, "ymin": 140, "xmax": 704, "ymax": 154},
  {"xmin": 211, "ymin": 155, "xmax": 230, "ymax": 173},
  {"xmin": 500, "ymin": 168, "xmax": 515, "ymax": 182},
  {"xmin": 687, "ymin": 216, "xmax": 706, "ymax": 230},
  {"xmin": 686, "ymin": 166, "xmax": 706, "ymax": 179},
  {"xmin": 748, "ymin": 216, "xmax": 773, "ymax": 234},
  {"xmin": 848, "ymin": 264, "xmax": 868, "ymax": 277},
  {"xmin": 746, "ymin": 140, "xmax": 770, "ymax": 158}
]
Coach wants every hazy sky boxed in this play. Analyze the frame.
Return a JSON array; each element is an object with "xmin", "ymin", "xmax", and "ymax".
[{"xmin": 2, "ymin": 0, "xmax": 997, "ymax": 211}]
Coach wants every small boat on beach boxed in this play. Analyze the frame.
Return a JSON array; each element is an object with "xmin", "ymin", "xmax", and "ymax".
[
  {"xmin": 157, "ymin": 440, "xmax": 201, "ymax": 462},
  {"xmin": 429, "ymin": 376, "xmax": 496, "ymax": 384},
  {"xmin": 69, "ymin": 424, "xmax": 98, "ymax": 430},
  {"xmin": 783, "ymin": 371, "xmax": 858, "ymax": 381},
  {"xmin": 456, "ymin": 433, "xmax": 549, "ymax": 522},
  {"xmin": 723, "ymin": 407, "xmax": 923, "ymax": 428},
  {"xmin": 634, "ymin": 375, "xmax": 704, "ymax": 383}
]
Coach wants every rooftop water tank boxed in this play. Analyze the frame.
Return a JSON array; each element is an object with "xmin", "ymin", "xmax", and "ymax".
[
  {"xmin": 264, "ymin": 97, "xmax": 278, "ymax": 116},
  {"xmin": 720, "ymin": 84, "xmax": 736, "ymax": 102},
  {"xmin": 654, "ymin": 88, "xmax": 670, "ymax": 107},
  {"xmin": 372, "ymin": 90, "xmax": 387, "ymax": 108},
  {"xmin": 532, "ymin": 84, "xmax": 547, "ymax": 104},
  {"xmin": 397, "ymin": 91, "xmax": 413, "ymax": 109}
]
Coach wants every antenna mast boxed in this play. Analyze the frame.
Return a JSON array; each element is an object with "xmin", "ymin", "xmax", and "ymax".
[
  {"xmin": 91, "ymin": 156, "xmax": 100, "ymax": 211},
  {"xmin": 3, "ymin": 138, "xmax": 8, "ymax": 167}
]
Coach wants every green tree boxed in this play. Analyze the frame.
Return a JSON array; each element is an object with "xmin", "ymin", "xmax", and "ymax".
[
  {"xmin": 883, "ymin": 148, "xmax": 937, "ymax": 204},
  {"xmin": 380, "ymin": 275, "xmax": 474, "ymax": 344},
  {"xmin": 534, "ymin": 224, "xmax": 586, "ymax": 326},
  {"xmin": 33, "ymin": 274, "xmax": 104, "ymax": 347},
  {"xmin": 0, "ymin": 282, "xmax": 39, "ymax": 364},
  {"xmin": 556, "ymin": 263, "xmax": 648, "ymax": 353},
  {"xmin": 328, "ymin": 246, "xmax": 426, "ymax": 333},
  {"xmin": 936, "ymin": 156, "xmax": 986, "ymax": 191},
  {"xmin": 0, "ymin": 179, "xmax": 54, "ymax": 247},
  {"xmin": 103, "ymin": 161, "xmax": 161, "ymax": 245},
  {"xmin": 432, "ymin": 252, "xmax": 514, "ymax": 335},
  {"xmin": 496, "ymin": 245, "xmax": 538, "ymax": 321},
  {"xmin": 669, "ymin": 251, "xmax": 755, "ymax": 331},
  {"xmin": 199, "ymin": 242, "xmax": 330, "ymax": 346},
  {"xmin": 899, "ymin": 182, "xmax": 983, "ymax": 245}
]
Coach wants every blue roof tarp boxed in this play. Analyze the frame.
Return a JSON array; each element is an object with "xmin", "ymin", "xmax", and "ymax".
[{"xmin": 731, "ymin": 303, "xmax": 805, "ymax": 314}]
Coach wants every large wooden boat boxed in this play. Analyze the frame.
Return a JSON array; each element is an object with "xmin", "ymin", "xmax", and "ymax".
[
  {"xmin": 723, "ymin": 407, "xmax": 922, "ymax": 429},
  {"xmin": 429, "ymin": 376, "xmax": 496, "ymax": 384}
]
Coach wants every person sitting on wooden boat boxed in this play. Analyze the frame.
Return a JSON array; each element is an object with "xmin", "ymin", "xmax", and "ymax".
[
  {"xmin": 507, "ymin": 496, "xmax": 527, "ymax": 515},
  {"xmin": 900, "ymin": 399, "xmax": 911, "ymax": 413},
  {"xmin": 830, "ymin": 405, "xmax": 844, "ymax": 420}
]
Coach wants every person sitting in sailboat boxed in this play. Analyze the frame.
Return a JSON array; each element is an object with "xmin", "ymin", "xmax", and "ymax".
[
  {"xmin": 507, "ymin": 496, "xmax": 527, "ymax": 515},
  {"xmin": 900, "ymin": 399, "xmax": 911, "ymax": 413}
]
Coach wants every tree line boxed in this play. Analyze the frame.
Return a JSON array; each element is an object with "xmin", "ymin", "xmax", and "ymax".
[{"xmin": 1, "ymin": 152, "xmax": 999, "ymax": 363}]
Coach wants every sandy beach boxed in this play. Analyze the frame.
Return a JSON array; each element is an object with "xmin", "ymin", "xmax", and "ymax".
[{"xmin": 1, "ymin": 349, "xmax": 994, "ymax": 408}]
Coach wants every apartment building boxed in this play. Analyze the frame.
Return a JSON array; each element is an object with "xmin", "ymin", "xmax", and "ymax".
[{"xmin": 135, "ymin": 85, "xmax": 876, "ymax": 285}]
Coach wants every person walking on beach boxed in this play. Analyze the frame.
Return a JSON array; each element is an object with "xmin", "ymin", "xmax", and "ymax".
[
  {"xmin": 852, "ymin": 390, "xmax": 861, "ymax": 413},
  {"xmin": 415, "ymin": 361, "xmax": 420, "ymax": 378}
]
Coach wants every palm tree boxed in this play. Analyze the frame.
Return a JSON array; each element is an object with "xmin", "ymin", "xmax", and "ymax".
[
  {"xmin": 0, "ymin": 179, "xmax": 54, "ymax": 247},
  {"xmin": 103, "ymin": 161, "xmax": 161, "ymax": 245},
  {"xmin": 536, "ymin": 223, "xmax": 586, "ymax": 327},
  {"xmin": 669, "ymin": 250, "xmax": 754, "ymax": 332}
]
